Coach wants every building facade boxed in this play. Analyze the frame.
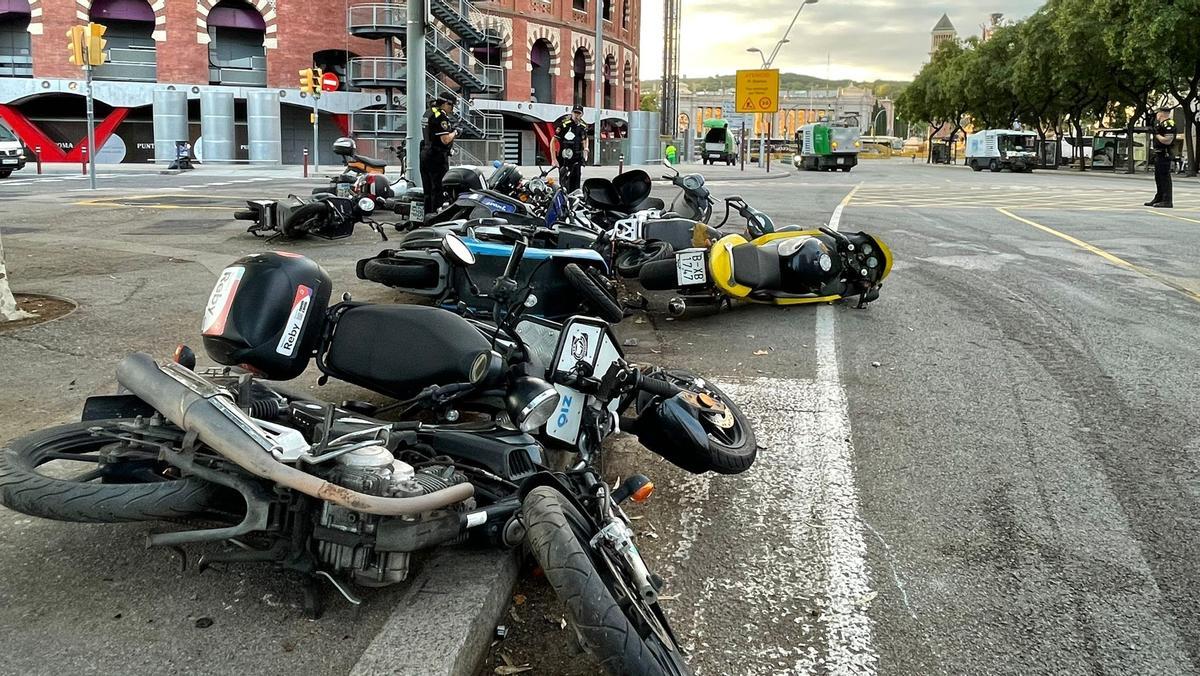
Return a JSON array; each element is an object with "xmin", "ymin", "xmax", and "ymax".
[
  {"xmin": 679, "ymin": 84, "xmax": 894, "ymax": 141},
  {"xmin": 0, "ymin": 0, "xmax": 641, "ymax": 165}
]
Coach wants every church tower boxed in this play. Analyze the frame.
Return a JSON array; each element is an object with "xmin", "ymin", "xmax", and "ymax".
[{"xmin": 931, "ymin": 14, "xmax": 957, "ymax": 56}]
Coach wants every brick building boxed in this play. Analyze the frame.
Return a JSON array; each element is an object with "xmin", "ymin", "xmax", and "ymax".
[{"xmin": 0, "ymin": 0, "xmax": 642, "ymax": 165}]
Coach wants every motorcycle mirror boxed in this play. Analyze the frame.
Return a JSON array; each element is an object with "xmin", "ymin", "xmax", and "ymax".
[{"xmin": 443, "ymin": 233, "xmax": 476, "ymax": 266}]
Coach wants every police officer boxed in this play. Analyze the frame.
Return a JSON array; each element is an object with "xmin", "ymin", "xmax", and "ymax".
[
  {"xmin": 421, "ymin": 92, "xmax": 458, "ymax": 219},
  {"xmin": 1145, "ymin": 106, "xmax": 1176, "ymax": 208},
  {"xmin": 553, "ymin": 105, "xmax": 589, "ymax": 192}
]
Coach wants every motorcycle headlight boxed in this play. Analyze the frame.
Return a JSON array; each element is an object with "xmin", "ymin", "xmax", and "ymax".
[
  {"xmin": 562, "ymin": 148, "xmax": 574, "ymax": 160},
  {"xmin": 506, "ymin": 376, "xmax": 560, "ymax": 432},
  {"xmin": 358, "ymin": 197, "xmax": 376, "ymax": 213}
]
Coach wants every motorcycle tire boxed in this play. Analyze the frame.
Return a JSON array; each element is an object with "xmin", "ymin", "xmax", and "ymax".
[
  {"xmin": 637, "ymin": 259, "xmax": 680, "ymax": 291},
  {"xmin": 564, "ymin": 263, "xmax": 624, "ymax": 324},
  {"xmin": 233, "ymin": 209, "xmax": 257, "ymax": 221},
  {"xmin": 523, "ymin": 486, "xmax": 692, "ymax": 676},
  {"xmin": 615, "ymin": 241, "xmax": 674, "ymax": 279},
  {"xmin": 361, "ymin": 257, "xmax": 439, "ymax": 288},
  {"xmin": 640, "ymin": 370, "xmax": 758, "ymax": 474},
  {"xmin": 282, "ymin": 202, "xmax": 329, "ymax": 239},
  {"xmin": 0, "ymin": 420, "xmax": 218, "ymax": 523}
]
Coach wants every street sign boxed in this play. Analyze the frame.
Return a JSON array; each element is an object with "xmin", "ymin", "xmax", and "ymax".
[
  {"xmin": 735, "ymin": 69, "xmax": 779, "ymax": 113},
  {"xmin": 721, "ymin": 101, "xmax": 746, "ymax": 127},
  {"xmin": 321, "ymin": 72, "xmax": 340, "ymax": 92}
]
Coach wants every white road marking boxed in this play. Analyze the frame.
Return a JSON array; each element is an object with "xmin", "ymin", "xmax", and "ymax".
[{"xmin": 818, "ymin": 184, "xmax": 878, "ymax": 675}]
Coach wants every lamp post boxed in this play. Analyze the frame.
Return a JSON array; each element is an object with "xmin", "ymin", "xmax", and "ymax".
[
  {"xmin": 744, "ymin": 0, "xmax": 818, "ymax": 166},
  {"xmin": 871, "ymin": 108, "xmax": 886, "ymax": 136}
]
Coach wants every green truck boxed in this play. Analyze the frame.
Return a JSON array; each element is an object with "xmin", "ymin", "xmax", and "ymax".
[
  {"xmin": 702, "ymin": 119, "xmax": 737, "ymax": 165},
  {"xmin": 793, "ymin": 121, "xmax": 862, "ymax": 172}
]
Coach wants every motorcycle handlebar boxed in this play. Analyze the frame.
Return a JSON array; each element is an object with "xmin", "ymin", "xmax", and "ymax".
[
  {"xmin": 638, "ymin": 373, "xmax": 681, "ymax": 398},
  {"xmin": 502, "ymin": 240, "xmax": 527, "ymax": 280}
]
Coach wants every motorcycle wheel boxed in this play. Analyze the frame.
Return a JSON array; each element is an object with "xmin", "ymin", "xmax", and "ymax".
[
  {"xmin": 637, "ymin": 258, "xmax": 681, "ymax": 291},
  {"xmin": 282, "ymin": 202, "xmax": 329, "ymax": 239},
  {"xmin": 523, "ymin": 486, "xmax": 692, "ymax": 676},
  {"xmin": 615, "ymin": 241, "xmax": 674, "ymax": 279},
  {"xmin": 361, "ymin": 257, "xmax": 439, "ymax": 288},
  {"xmin": 233, "ymin": 209, "xmax": 257, "ymax": 221},
  {"xmin": 564, "ymin": 263, "xmax": 624, "ymax": 324},
  {"xmin": 0, "ymin": 420, "xmax": 218, "ymax": 523},
  {"xmin": 643, "ymin": 370, "xmax": 758, "ymax": 474}
]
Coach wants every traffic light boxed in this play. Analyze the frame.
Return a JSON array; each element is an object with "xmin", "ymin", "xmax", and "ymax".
[
  {"xmin": 66, "ymin": 26, "xmax": 85, "ymax": 67},
  {"xmin": 86, "ymin": 22, "xmax": 107, "ymax": 67},
  {"xmin": 299, "ymin": 68, "xmax": 316, "ymax": 94}
]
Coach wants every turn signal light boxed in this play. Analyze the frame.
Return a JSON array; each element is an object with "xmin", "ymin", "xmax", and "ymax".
[{"xmin": 632, "ymin": 481, "xmax": 655, "ymax": 503}]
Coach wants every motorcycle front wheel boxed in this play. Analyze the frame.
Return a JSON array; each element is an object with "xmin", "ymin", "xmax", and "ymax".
[
  {"xmin": 361, "ymin": 257, "xmax": 439, "ymax": 288},
  {"xmin": 523, "ymin": 486, "xmax": 691, "ymax": 676},
  {"xmin": 564, "ymin": 263, "xmax": 625, "ymax": 324},
  {"xmin": 0, "ymin": 420, "xmax": 219, "ymax": 523}
]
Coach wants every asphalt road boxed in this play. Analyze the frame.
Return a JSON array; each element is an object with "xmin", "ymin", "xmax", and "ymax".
[{"xmin": 3, "ymin": 160, "xmax": 1200, "ymax": 675}]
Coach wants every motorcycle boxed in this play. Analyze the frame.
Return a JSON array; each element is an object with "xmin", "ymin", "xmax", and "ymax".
[
  {"xmin": 0, "ymin": 253, "xmax": 694, "ymax": 674},
  {"xmin": 636, "ymin": 196, "xmax": 893, "ymax": 316}
]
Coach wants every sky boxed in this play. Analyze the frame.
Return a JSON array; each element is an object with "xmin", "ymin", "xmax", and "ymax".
[{"xmin": 638, "ymin": 0, "xmax": 1045, "ymax": 82}]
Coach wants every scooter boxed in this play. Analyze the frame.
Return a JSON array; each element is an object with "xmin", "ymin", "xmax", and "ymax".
[
  {"xmin": 637, "ymin": 197, "xmax": 893, "ymax": 316},
  {"xmin": 236, "ymin": 173, "xmax": 391, "ymax": 242},
  {"xmin": 356, "ymin": 225, "xmax": 625, "ymax": 323}
]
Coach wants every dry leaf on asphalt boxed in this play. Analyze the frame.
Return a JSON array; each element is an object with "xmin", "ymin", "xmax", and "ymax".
[
  {"xmin": 495, "ymin": 666, "xmax": 532, "ymax": 675},
  {"xmin": 753, "ymin": 349, "xmax": 770, "ymax": 356},
  {"xmin": 513, "ymin": 594, "xmax": 526, "ymax": 606}
]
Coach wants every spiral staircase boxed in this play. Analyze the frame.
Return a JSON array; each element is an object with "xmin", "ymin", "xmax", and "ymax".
[{"xmin": 346, "ymin": 1, "xmax": 505, "ymax": 164}]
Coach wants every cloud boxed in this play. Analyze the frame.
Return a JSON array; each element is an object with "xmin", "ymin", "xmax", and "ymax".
[{"xmin": 639, "ymin": 0, "xmax": 1044, "ymax": 81}]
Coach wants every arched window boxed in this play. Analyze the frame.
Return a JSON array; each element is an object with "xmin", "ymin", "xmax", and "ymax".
[
  {"xmin": 208, "ymin": 0, "xmax": 266, "ymax": 87},
  {"xmin": 0, "ymin": 0, "xmax": 32, "ymax": 78},
  {"xmin": 530, "ymin": 39, "xmax": 553, "ymax": 104},
  {"xmin": 573, "ymin": 48, "xmax": 589, "ymax": 108},
  {"xmin": 622, "ymin": 60, "xmax": 633, "ymax": 110},
  {"xmin": 602, "ymin": 55, "xmax": 616, "ymax": 109},
  {"xmin": 90, "ymin": 0, "xmax": 156, "ymax": 82}
]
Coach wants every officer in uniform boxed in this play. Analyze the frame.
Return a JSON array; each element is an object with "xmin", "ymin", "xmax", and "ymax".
[
  {"xmin": 553, "ymin": 105, "xmax": 589, "ymax": 192},
  {"xmin": 1145, "ymin": 107, "xmax": 1176, "ymax": 208},
  {"xmin": 421, "ymin": 92, "xmax": 458, "ymax": 219}
]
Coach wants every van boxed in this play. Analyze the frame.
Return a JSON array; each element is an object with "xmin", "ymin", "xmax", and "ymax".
[
  {"xmin": 0, "ymin": 122, "xmax": 27, "ymax": 178},
  {"xmin": 701, "ymin": 119, "xmax": 736, "ymax": 165}
]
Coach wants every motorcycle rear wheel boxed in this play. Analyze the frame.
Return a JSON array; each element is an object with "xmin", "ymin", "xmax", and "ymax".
[
  {"xmin": 523, "ymin": 486, "xmax": 691, "ymax": 676},
  {"xmin": 637, "ymin": 258, "xmax": 681, "ymax": 291},
  {"xmin": 361, "ymin": 257, "xmax": 439, "ymax": 288},
  {"xmin": 0, "ymin": 420, "xmax": 218, "ymax": 523},
  {"xmin": 615, "ymin": 241, "xmax": 674, "ymax": 279},
  {"xmin": 564, "ymin": 263, "xmax": 625, "ymax": 324},
  {"xmin": 282, "ymin": 202, "xmax": 329, "ymax": 239}
]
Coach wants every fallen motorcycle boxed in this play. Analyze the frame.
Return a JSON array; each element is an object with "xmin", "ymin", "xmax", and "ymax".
[
  {"xmin": 637, "ymin": 196, "xmax": 893, "ymax": 315},
  {"xmin": 0, "ymin": 256, "xmax": 693, "ymax": 673}
]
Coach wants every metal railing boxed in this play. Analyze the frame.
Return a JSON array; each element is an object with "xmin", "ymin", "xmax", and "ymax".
[
  {"xmin": 351, "ymin": 110, "xmax": 407, "ymax": 137},
  {"xmin": 348, "ymin": 57, "xmax": 407, "ymax": 86},
  {"xmin": 427, "ymin": 28, "xmax": 503, "ymax": 91},
  {"xmin": 347, "ymin": 2, "xmax": 406, "ymax": 35},
  {"xmin": 210, "ymin": 64, "xmax": 267, "ymax": 87}
]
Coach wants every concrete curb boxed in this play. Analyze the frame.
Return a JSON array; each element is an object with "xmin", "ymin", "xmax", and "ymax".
[{"xmin": 351, "ymin": 547, "xmax": 520, "ymax": 676}]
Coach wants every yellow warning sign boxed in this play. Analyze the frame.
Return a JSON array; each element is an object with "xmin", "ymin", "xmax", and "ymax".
[{"xmin": 735, "ymin": 69, "xmax": 780, "ymax": 113}]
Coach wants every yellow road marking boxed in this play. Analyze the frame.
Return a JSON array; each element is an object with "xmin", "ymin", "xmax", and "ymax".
[
  {"xmin": 996, "ymin": 207, "xmax": 1200, "ymax": 305},
  {"xmin": 1143, "ymin": 209, "xmax": 1200, "ymax": 225}
]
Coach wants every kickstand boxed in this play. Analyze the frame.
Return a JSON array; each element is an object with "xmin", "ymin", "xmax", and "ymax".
[{"xmin": 302, "ymin": 576, "xmax": 324, "ymax": 620}]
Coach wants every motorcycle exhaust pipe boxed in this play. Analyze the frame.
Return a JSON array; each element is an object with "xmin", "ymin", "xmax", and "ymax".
[
  {"xmin": 115, "ymin": 353, "xmax": 474, "ymax": 516},
  {"xmin": 667, "ymin": 296, "xmax": 723, "ymax": 319}
]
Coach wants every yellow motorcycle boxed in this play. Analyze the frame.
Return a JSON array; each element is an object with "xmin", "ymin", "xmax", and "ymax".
[{"xmin": 636, "ymin": 197, "xmax": 892, "ymax": 316}]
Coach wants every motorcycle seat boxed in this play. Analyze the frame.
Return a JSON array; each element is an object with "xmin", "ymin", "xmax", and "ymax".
[
  {"xmin": 353, "ymin": 154, "xmax": 389, "ymax": 170},
  {"xmin": 321, "ymin": 304, "xmax": 490, "ymax": 399},
  {"xmin": 729, "ymin": 242, "xmax": 782, "ymax": 290}
]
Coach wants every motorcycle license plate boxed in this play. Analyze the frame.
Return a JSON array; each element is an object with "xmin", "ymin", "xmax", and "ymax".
[
  {"xmin": 675, "ymin": 250, "xmax": 707, "ymax": 286},
  {"xmin": 837, "ymin": 157, "xmax": 845, "ymax": 165},
  {"xmin": 336, "ymin": 183, "xmax": 351, "ymax": 197},
  {"xmin": 409, "ymin": 201, "xmax": 424, "ymax": 223}
]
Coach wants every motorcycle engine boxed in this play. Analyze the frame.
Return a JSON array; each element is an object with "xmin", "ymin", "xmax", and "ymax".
[{"xmin": 315, "ymin": 445, "xmax": 469, "ymax": 587}]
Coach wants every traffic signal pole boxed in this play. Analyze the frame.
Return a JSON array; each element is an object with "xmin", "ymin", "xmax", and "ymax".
[
  {"xmin": 85, "ymin": 63, "xmax": 96, "ymax": 190},
  {"xmin": 312, "ymin": 90, "xmax": 320, "ymax": 174}
]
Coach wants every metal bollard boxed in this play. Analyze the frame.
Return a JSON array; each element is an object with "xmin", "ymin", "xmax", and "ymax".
[
  {"xmin": 81, "ymin": 146, "xmax": 88, "ymax": 175},
  {"xmin": 34, "ymin": 146, "xmax": 42, "ymax": 174},
  {"xmin": 303, "ymin": 148, "xmax": 309, "ymax": 178},
  {"xmin": 619, "ymin": 153, "xmax": 624, "ymax": 173}
]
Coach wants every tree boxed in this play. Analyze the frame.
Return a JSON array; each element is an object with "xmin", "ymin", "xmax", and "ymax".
[
  {"xmin": 639, "ymin": 92, "xmax": 659, "ymax": 112},
  {"xmin": 1010, "ymin": 10, "xmax": 1066, "ymax": 144},
  {"xmin": 0, "ymin": 231, "xmax": 33, "ymax": 322},
  {"xmin": 959, "ymin": 30, "xmax": 1020, "ymax": 130},
  {"xmin": 1049, "ymin": 0, "xmax": 1115, "ymax": 169},
  {"xmin": 897, "ymin": 40, "xmax": 968, "ymax": 162},
  {"xmin": 1126, "ymin": 0, "xmax": 1200, "ymax": 175}
]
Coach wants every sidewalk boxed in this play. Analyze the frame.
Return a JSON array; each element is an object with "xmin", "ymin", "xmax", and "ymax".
[{"xmin": 920, "ymin": 158, "xmax": 1199, "ymax": 184}]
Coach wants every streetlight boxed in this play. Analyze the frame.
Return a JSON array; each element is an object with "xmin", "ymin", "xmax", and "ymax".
[
  {"xmin": 746, "ymin": 47, "xmax": 767, "ymax": 69},
  {"xmin": 765, "ymin": 0, "xmax": 817, "ymax": 68},
  {"xmin": 871, "ymin": 108, "xmax": 886, "ymax": 135}
]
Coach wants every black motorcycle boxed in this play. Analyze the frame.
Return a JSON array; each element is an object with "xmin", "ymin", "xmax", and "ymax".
[{"xmin": 235, "ymin": 179, "xmax": 391, "ymax": 242}]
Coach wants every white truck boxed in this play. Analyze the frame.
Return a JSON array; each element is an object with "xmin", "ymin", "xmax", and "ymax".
[{"xmin": 966, "ymin": 129, "xmax": 1038, "ymax": 173}]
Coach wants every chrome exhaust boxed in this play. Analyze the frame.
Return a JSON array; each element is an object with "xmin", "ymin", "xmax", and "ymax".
[{"xmin": 115, "ymin": 353, "xmax": 473, "ymax": 516}]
